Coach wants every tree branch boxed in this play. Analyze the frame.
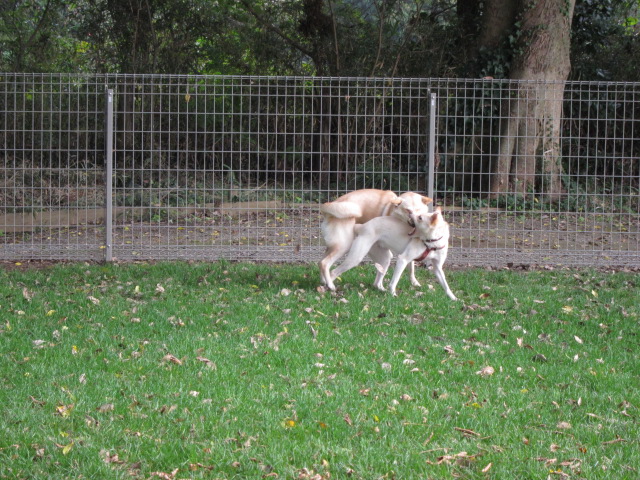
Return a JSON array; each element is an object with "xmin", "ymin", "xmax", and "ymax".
[
  {"xmin": 25, "ymin": 0, "xmax": 53, "ymax": 51},
  {"xmin": 390, "ymin": 0, "xmax": 426, "ymax": 77},
  {"xmin": 327, "ymin": 0, "xmax": 340, "ymax": 73},
  {"xmin": 238, "ymin": 0, "xmax": 314, "ymax": 58},
  {"xmin": 369, "ymin": 0, "xmax": 385, "ymax": 76}
]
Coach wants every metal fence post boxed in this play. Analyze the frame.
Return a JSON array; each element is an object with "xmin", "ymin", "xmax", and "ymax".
[
  {"xmin": 428, "ymin": 92, "xmax": 437, "ymax": 206},
  {"xmin": 105, "ymin": 88, "xmax": 114, "ymax": 261}
]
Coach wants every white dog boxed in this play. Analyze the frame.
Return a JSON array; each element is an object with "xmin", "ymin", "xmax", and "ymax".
[
  {"xmin": 318, "ymin": 189, "xmax": 432, "ymax": 288},
  {"xmin": 329, "ymin": 207, "xmax": 457, "ymax": 300}
]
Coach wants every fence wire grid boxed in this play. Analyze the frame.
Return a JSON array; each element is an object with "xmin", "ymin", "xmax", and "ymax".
[{"xmin": 1, "ymin": 73, "xmax": 639, "ymax": 267}]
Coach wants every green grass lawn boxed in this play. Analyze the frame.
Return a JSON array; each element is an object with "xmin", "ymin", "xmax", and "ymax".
[{"xmin": 1, "ymin": 261, "xmax": 638, "ymax": 479}]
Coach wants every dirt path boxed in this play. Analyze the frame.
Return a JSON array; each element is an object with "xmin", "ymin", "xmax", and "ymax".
[{"xmin": 2, "ymin": 204, "xmax": 639, "ymax": 267}]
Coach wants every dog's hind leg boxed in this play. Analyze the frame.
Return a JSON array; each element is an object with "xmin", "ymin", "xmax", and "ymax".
[
  {"xmin": 387, "ymin": 256, "xmax": 411, "ymax": 296},
  {"xmin": 320, "ymin": 244, "xmax": 350, "ymax": 290},
  {"xmin": 330, "ymin": 235, "xmax": 375, "ymax": 288},
  {"xmin": 319, "ymin": 217, "xmax": 355, "ymax": 289}
]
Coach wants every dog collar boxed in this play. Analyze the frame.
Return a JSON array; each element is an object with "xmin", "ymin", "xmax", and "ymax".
[{"xmin": 414, "ymin": 244, "xmax": 445, "ymax": 262}]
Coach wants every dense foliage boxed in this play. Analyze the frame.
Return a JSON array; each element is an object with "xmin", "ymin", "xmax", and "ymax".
[{"xmin": 1, "ymin": 0, "xmax": 638, "ymax": 80}]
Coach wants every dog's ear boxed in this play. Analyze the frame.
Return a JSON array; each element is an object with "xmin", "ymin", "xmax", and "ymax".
[
  {"xmin": 435, "ymin": 206, "xmax": 442, "ymax": 213},
  {"xmin": 430, "ymin": 211, "xmax": 440, "ymax": 225},
  {"xmin": 390, "ymin": 198, "xmax": 403, "ymax": 206},
  {"xmin": 422, "ymin": 196, "xmax": 433, "ymax": 205}
]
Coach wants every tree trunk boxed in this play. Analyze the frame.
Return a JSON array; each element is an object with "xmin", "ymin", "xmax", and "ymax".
[
  {"xmin": 489, "ymin": 0, "xmax": 576, "ymax": 199},
  {"xmin": 478, "ymin": 0, "xmax": 519, "ymax": 50}
]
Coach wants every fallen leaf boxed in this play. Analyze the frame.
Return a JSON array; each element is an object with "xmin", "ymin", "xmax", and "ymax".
[
  {"xmin": 434, "ymin": 451, "xmax": 469, "ymax": 465},
  {"xmin": 162, "ymin": 354, "xmax": 183, "ymax": 365},
  {"xmin": 96, "ymin": 403, "xmax": 115, "ymax": 413},
  {"xmin": 88, "ymin": 296, "xmax": 100, "ymax": 305},
  {"xmin": 149, "ymin": 468, "xmax": 179, "ymax": 480},
  {"xmin": 454, "ymin": 427, "xmax": 481, "ymax": 438},
  {"xmin": 54, "ymin": 403, "xmax": 74, "ymax": 417},
  {"xmin": 556, "ymin": 421, "xmax": 572, "ymax": 430},
  {"xmin": 22, "ymin": 287, "xmax": 34, "ymax": 301},
  {"xmin": 100, "ymin": 449, "xmax": 124, "ymax": 464},
  {"xmin": 476, "ymin": 366, "xmax": 495, "ymax": 377},
  {"xmin": 574, "ymin": 335, "xmax": 583, "ymax": 344},
  {"xmin": 33, "ymin": 447, "xmax": 45, "ymax": 460},
  {"xmin": 30, "ymin": 396, "xmax": 46, "ymax": 407},
  {"xmin": 602, "ymin": 436, "xmax": 627, "ymax": 445},
  {"xmin": 85, "ymin": 415, "xmax": 99, "ymax": 428},
  {"xmin": 56, "ymin": 442, "xmax": 74, "ymax": 455},
  {"xmin": 196, "ymin": 356, "xmax": 217, "ymax": 369},
  {"xmin": 344, "ymin": 414, "xmax": 353, "ymax": 426}
]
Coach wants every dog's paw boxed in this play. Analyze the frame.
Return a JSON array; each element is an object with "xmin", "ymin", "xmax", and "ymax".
[
  {"xmin": 411, "ymin": 280, "xmax": 421, "ymax": 287},
  {"xmin": 323, "ymin": 282, "xmax": 336, "ymax": 291}
]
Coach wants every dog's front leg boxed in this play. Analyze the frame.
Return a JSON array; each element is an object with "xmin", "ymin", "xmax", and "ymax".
[
  {"xmin": 369, "ymin": 243, "xmax": 392, "ymax": 291},
  {"xmin": 407, "ymin": 261, "xmax": 421, "ymax": 287},
  {"xmin": 433, "ymin": 264, "xmax": 457, "ymax": 301}
]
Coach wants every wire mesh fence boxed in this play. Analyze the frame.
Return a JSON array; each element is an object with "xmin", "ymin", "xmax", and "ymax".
[
  {"xmin": 1, "ymin": 74, "xmax": 107, "ymax": 260},
  {"xmin": 1, "ymin": 73, "xmax": 638, "ymax": 267}
]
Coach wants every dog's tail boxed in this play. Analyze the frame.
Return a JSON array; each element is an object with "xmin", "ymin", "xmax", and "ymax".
[{"xmin": 320, "ymin": 201, "xmax": 363, "ymax": 219}]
